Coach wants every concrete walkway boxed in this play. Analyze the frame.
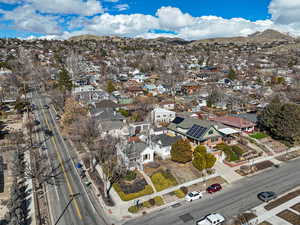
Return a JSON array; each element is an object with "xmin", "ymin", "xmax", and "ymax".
[
  {"xmin": 250, "ymin": 188, "xmax": 300, "ymax": 224},
  {"xmin": 214, "ymin": 161, "xmax": 242, "ymax": 183}
]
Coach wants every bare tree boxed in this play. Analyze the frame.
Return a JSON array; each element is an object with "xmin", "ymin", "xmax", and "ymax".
[{"xmin": 91, "ymin": 135, "xmax": 127, "ymax": 198}]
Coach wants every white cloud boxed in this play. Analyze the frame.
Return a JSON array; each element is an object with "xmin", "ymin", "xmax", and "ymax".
[
  {"xmin": 104, "ymin": 0, "xmax": 119, "ymax": 2},
  {"xmin": 1, "ymin": 5, "xmax": 61, "ymax": 34},
  {"xmin": 27, "ymin": 0, "xmax": 103, "ymax": 16},
  {"xmin": 80, "ymin": 13, "xmax": 159, "ymax": 36},
  {"xmin": 156, "ymin": 6, "xmax": 195, "ymax": 30},
  {"xmin": 269, "ymin": 0, "xmax": 300, "ymax": 25},
  {"xmin": 114, "ymin": 4, "xmax": 129, "ymax": 11}
]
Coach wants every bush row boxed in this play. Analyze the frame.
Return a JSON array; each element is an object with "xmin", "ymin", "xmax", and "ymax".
[{"xmin": 128, "ymin": 196, "xmax": 165, "ymax": 214}]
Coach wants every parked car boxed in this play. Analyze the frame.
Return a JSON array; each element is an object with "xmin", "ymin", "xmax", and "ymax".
[
  {"xmin": 41, "ymin": 145, "xmax": 48, "ymax": 151},
  {"xmin": 207, "ymin": 183, "xmax": 222, "ymax": 193},
  {"xmin": 55, "ymin": 115, "xmax": 61, "ymax": 120},
  {"xmin": 196, "ymin": 213, "xmax": 225, "ymax": 225},
  {"xmin": 33, "ymin": 120, "xmax": 40, "ymax": 125},
  {"xmin": 185, "ymin": 191, "xmax": 203, "ymax": 202},
  {"xmin": 44, "ymin": 104, "xmax": 49, "ymax": 109},
  {"xmin": 257, "ymin": 191, "xmax": 277, "ymax": 202}
]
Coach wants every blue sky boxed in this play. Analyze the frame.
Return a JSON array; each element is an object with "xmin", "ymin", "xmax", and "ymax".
[{"xmin": 0, "ymin": 0, "xmax": 299, "ymax": 40}]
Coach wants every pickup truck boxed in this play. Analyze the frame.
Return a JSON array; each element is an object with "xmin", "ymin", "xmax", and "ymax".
[{"xmin": 196, "ymin": 213, "xmax": 225, "ymax": 225}]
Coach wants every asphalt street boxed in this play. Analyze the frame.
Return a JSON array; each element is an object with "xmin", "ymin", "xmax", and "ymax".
[
  {"xmin": 31, "ymin": 90, "xmax": 109, "ymax": 225},
  {"xmin": 126, "ymin": 157, "xmax": 300, "ymax": 225}
]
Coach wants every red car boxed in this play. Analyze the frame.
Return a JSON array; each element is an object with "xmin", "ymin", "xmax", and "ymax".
[{"xmin": 207, "ymin": 183, "xmax": 222, "ymax": 193}]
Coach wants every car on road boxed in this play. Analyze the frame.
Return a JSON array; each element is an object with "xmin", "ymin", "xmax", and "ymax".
[
  {"xmin": 43, "ymin": 104, "xmax": 49, "ymax": 109},
  {"xmin": 55, "ymin": 115, "xmax": 61, "ymax": 120},
  {"xmin": 185, "ymin": 191, "xmax": 203, "ymax": 202},
  {"xmin": 33, "ymin": 120, "xmax": 40, "ymax": 125},
  {"xmin": 257, "ymin": 191, "xmax": 277, "ymax": 202},
  {"xmin": 196, "ymin": 213, "xmax": 225, "ymax": 225},
  {"xmin": 207, "ymin": 183, "xmax": 222, "ymax": 194}
]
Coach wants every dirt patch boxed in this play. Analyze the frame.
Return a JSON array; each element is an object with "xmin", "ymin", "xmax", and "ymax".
[
  {"xmin": 260, "ymin": 137, "xmax": 288, "ymax": 153},
  {"xmin": 236, "ymin": 160, "xmax": 274, "ymax": 176},
  {"xmin": 144, "ymin": 159, "xmax": 203, "ymax": 184},
  {"xmin": 265, "ymin": 188, "xmax": 300, "ymax": 211},
  {"xmin": 276, "ymin": 209, "xmax": 300, "ymax": 225},
  {"xmin": 291, "ymin": 203, "xmax": 300, "ymax": 213},
  {"xmin": 276, "ymin": 150, "xmax": 300, "ymax": 162}
]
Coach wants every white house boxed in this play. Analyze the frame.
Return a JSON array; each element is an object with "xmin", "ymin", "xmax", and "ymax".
[
  {"xmin": 151, "ymin": 134, "xmax": 182, "ymax": 160},
  {"xmin": 118, "ymin": 141, "xmax": 154, "ymax": 171},
  {"xmin": 151, "ymin": 108, "xmax": 176, "ymax": 126}
]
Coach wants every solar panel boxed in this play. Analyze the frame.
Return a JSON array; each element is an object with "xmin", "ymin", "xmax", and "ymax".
[
  {"xmin": 187, "ymin": 124, "xmax": 207, "ymax": 139},
  {"xmin": 172, "ymin": 117, "xmax": 184, "ymax": 124}
]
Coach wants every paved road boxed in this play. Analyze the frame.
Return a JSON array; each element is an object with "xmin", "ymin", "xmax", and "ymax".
[
  {"xmin": 32, "ymin": 90, "xmax": 109, "ymax": 225},
  {"xmin": 126, "ymin": 158, "xmax": 300, "ymax": 225}
]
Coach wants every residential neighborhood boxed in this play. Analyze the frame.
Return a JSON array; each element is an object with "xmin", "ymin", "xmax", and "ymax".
[{"xmin": 0, "ymin": 20, "xmax": 300, "ymax": 225}]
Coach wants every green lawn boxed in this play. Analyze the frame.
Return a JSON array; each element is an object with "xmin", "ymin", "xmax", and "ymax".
[
  {"xmin": 249, "ymin": 132, "xmax": 268, "ymax": 140},
  {"xmin": 151, "ymin": 170, "xmax": 178, "ymax": 192}
]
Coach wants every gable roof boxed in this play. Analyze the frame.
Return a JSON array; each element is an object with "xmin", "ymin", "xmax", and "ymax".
[
  {"xmin": 91, "ymin": 108, "xmax": 125, "ymax": 121},
  {"xmin": 94, "ymin": 100, "xmax": 119, "ymax": 109},
  {"xmin": 152, "ymin": 134, "xmax": 181, "ymax": 147}
]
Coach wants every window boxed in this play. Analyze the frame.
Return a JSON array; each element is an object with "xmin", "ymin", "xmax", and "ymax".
[
  {"xmin": 143, "ymin": 154, "xmax": 150, "ymax": 161},
  {"xmin": 211, "ymin": 137, "xmax": 218, "ymax": 142},
  {"xmin": 157, "ymin": 115, "xmax": 160, "ymax": 118},
  {"xmin": 163, "ymin": 114, "xmax": 166, "ymax": 117},
  {"xmin": 208, "ymin": 130, "xmax": 213, "ymax": 135}
]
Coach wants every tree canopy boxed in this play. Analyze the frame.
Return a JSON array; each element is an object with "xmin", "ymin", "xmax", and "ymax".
[
  {"xmin": 106, "ymin": 80, "xmax": 116, "ymax": 93},
  {"xmin": 57, "ymin": 67, "xmax": 73, "ymax": 93},
  {"xmin": 170, "ymin": 139, "xmax": 192, "ymax": 163},
  {"xmin": 258, "ymin": 100, "xmax": 300, "ymax": 144},
  {"xmin": 192, "ymin": 145, "xmax": 217, "ymax": 171}
]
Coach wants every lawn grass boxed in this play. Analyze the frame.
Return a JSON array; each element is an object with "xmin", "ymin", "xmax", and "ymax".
[
  {"xmin": 250, "ymin": 132, "xmax": 268, "ymax": 140},
  {"xmin": 265, "ymin": 188, "xmax": 300, "ymax": 210},
  {"xmin": 151, "ymin": 170, "xmax": 178, "ymax": 192}
]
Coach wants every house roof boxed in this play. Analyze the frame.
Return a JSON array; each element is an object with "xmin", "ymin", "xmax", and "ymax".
[
  {"xmin": 210, "ymin": 116, "xmax": 255, "ymax": 129},
  {"xmin": 123, "ymin": 142, "xmax": 148, "ymax": 159},
  {"xmin": 230, "ymin": 113, "xmax": 258, "ymax": 124},
  {"xmin": 94, "ymin": 100, "xmax": 119, "ymax": 109},
  {"xmin": 92, "ymin": 108, "xmax": 125, "ymax": 121},
  {"xmin": 100, "ymin": 120, "xmax": 124, "ymax": 131},
  {"xmin": 152, "ymin": 134, "xmax": 181, "ymax": 147},
  {"xmin": 168, "ymin": 117, "xmax": 227, "ymax": 131}
]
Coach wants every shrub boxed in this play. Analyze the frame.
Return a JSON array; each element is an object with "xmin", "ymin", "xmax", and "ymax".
[
  {"xmin": 231, "ymin": 145, "xmax": 244, "ymax": 157},
  {"xmin": 142, "ymin": 201, "xmax": 152, "ymax": 208},
  {"xmin": 171, "ymin": 139, "xmax": 193, "ymax": 163},
  {"xmin": 113, "ymin": 183, "xmax": 154, "ymax": 201},
  {"xmin": 123, "ymin": 170, "xmax": 137, "ymax": 181},
  {"xmin": 128, "ymin": 206, "xmax": 139, "ymax": 214},
  {"xmin": 194, "ymin": 145, "xmax": 207, "ymax": 155},
  {"xmin": 154, "ymin": 196, "xmax": 164, "ymax": 206},
  {"xmin": 151, "ymin": 170, "xmax": 178, "ymax": 192},
  {"xmin": 148, "ymin": 198, "xmax": 155, "ymax": 206},
  {"xmin": 180, "ymin": 186, "xmax": 188, "ymax": 195},
  {"xmin": 174, "ymin": 189, "xmax": 185, "ymax": 198}
]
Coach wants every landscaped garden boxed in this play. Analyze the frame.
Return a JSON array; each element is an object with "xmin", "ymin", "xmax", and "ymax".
[
  {"xmin": 249, "ymin": 132, "xmax": 268, "ymax": 140},
  {"xmin": 128, "ymin": 196, "xmax": 164, "ymax": 214},
  {"xmin": 216, "ymin": 143, "xmax": 245, "ymax": 161},
  {"xmin": 150, "ymin": 169, "xmax": 178, "ymax": 192},
  {"xmin": 113, "ymin": 170, "xmax": 154, "ymax": 201}
]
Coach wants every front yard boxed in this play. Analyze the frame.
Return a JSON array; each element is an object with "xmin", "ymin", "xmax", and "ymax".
[
  {"xmin": 144, "ymin": 159, "xmax": 203, "ymax": 185},
  {"xmin": 150, "ymin": 169, "xmax": 178, "ymax": 192},
  {"xmin": 249, "ymin": 132, "xmax": 268, "ymax": 140}
]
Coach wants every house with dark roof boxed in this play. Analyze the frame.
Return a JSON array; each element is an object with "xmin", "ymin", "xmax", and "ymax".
[
  {"xmin": 118, "ymin": 141, "xmax": 154, "ymax": 171},
  {"xmin": 151, "ymin": 134, "xmax": 182, "ymax": 159},
  {"xmin": 168, "ymin": 117, "xmax": 238, "ymax": 148}
]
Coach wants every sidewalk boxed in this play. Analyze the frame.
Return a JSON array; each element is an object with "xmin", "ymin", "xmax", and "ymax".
[
  {"xmin": 250, "ymin": 189, "xmax": 300, "ymax": 224},
  {"xmin": 214, "ymin": 161, "xmax": 242, "ymax": 183}
]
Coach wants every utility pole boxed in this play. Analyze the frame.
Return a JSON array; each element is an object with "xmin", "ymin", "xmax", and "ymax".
[{"xmin": 54, "ymin": 193, "xmax": 80, "ymax": 225}]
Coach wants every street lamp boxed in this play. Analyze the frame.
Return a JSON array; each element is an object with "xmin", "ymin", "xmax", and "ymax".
[{"xmin": 54, "ymin": 193, "xmax": 80, "ymax": 225}]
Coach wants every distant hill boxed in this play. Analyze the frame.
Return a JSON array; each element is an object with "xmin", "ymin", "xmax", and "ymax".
[
  {"xmin": 190, "ymin": 29, "xmax": 295, "ymax": 45},
  {"xmin": 69, "ymin": 29, "xmax": 295, "ymax": 44}
]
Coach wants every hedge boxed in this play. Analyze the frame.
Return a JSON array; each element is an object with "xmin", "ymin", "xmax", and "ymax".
[
  {"xmin": 128, "ymin": 205, "xmax": 139, "ymax": 213},
  {"xmin": 154, "ymin": 196, "xmax": 164, "ymax": 206},
  {"xmin": 174, "ymin": 189, "xmax": 185, "ymax": 198},
  {"xmin": 216, "ymin": 143, "xmax": 243, "ymax": 161},
  {"xmin": 113, "ymin": 183, "xmax": 154, "ymax": 201},
  {"xmin": 151, "ymin": 170, "xmax": 178, "ymax": 192}
]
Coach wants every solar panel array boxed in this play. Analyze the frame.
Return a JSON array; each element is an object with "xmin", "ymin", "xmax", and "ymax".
[
  {"xmin": 172, "ymin": 117, "xmax": 184, "ymax": 124},
  {"xmin": 186, "ymin": 124, "xmax": 207, "ymax": 139}
]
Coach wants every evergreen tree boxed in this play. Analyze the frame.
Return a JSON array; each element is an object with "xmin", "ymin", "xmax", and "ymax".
[{"xmin": 170, "ymin": 139, "xmax": 192, "ymax": 163}]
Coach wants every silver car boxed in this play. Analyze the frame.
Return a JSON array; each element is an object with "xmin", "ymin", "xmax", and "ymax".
[{"xmin": 257, "ymin": 191, "xmax": 277, "ymax": 202}]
